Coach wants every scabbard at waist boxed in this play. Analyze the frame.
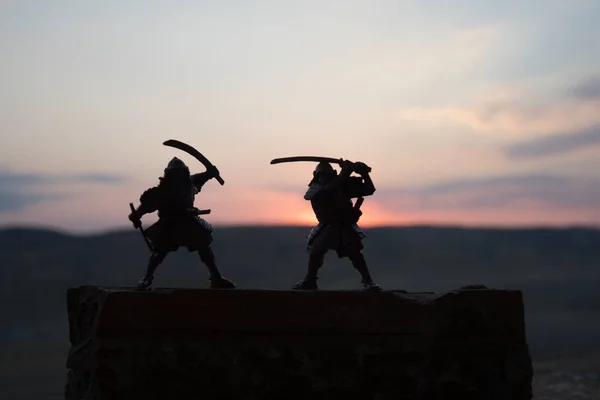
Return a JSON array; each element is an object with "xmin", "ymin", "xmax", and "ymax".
[
  {"xmin": 316, "ymin": 213, "xmax": 362, "ymax": 225},
  {"xmin": 157, "ymin": 208, "xmax": 199, "ymax": 218},
  {"xmin": 316, "ymin": 219, "xmax": 359, "ymax": 226}
]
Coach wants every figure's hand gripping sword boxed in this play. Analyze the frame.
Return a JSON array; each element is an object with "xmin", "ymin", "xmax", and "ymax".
[
  {"xmin": 270, "ymin": 156, "xmax": 372, "ymax": 173},
  {"xmin": 129, "ymin": 203, "xmax": 154, "ymax": 252},
  {"xmin": 163, "ymin": 139, "xmax": 225, "ymax": 185},
  {"xmin": 270, "ymin": 155, "xmax": 371, "ymax": 210}
]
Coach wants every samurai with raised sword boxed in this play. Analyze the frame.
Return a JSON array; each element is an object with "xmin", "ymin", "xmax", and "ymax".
[
  {"xmin": 271, "ymin": 156, "xmax": 382, "ymax": 291},
  {"xmin": 128, "ymin": 140, "xmax": 236, "ymax": 290}
]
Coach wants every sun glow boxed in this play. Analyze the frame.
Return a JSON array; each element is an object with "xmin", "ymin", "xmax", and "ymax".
[
  {"xmin": 6, "ymin": 180, "xmax": 599, "ymax": 234},
  {"xmin": 292, "ymin": 210, "xmax": 319, "ymax": 226},
  {"xmin": 271, "ymin": 199, "xmax": 411, "ymax": 228},
  {"xmin": 353, "ymin": 202, "xmax": 411, "ymax": 227}
]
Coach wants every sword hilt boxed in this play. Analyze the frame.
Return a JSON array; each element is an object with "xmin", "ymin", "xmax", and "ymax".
[
  {"xmin": 354, "ymin": 197, "xmax": 365, "ymax": 209},
  {"xmin": 129, "ymin": 202, "xmax": 154, "ymax": 252},
  {"xmin": 129, "ymin": 203, "xmax": 138, "ymax": 220}
]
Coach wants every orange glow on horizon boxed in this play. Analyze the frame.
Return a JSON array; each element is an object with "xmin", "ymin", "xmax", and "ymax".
[
  {"xmin": 1, "ymin": 184, "xmax": 599, "ymax": 233},
  {"xmin": 292, "ymin": 210, "xmax": 319, "ymax": 226},
  {"xmin": 223, "ymin": 196, "xmax": 411, "ymax": 227}
]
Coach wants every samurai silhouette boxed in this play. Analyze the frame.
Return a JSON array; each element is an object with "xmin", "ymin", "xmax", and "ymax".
[
  {"xmin": 128, "ymin": 141, "xmax": 235, "ymax": 290},
  {"xmin": 271, "ymin": 156, "xmax": 382, "ymax": 291}
]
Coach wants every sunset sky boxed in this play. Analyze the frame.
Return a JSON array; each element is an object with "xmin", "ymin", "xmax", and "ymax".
[{"xmin": 1, "ymin": 0, "xmax": 600, "ymax": 233}]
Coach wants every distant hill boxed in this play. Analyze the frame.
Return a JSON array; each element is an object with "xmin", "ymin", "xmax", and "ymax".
[{"xmin": 1, "ymin": 225, "xmax": 600, "ymax": 360}]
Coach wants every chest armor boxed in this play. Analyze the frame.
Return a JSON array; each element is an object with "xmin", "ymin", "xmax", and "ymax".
[
  {"xmin": 306, "ymin": 183, "xmax": 354, "ymax": 223},
  {"xmin": 158, "ymin": 183, "xmax": 196, "ymax": 214}
]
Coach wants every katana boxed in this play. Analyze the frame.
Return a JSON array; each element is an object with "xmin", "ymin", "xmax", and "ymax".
[
  {"xmin": 163, "ymin": 139, "xmax": 225, "ymax": 185},
  {"xmin": 270, "ymin": 156, "xmax": 371, "ymax": 173}
]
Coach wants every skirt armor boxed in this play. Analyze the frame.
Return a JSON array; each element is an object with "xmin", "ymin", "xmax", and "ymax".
[
  {"xmin": 306, "ymin": 222, "xmax": 366, "ymax": 258},
  {"xmin": 145, "ymin": 216, "xmax": 214, "ymax": 253}
]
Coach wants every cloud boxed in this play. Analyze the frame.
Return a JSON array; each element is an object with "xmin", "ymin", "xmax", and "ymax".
[
  {"xmin": 0, "ymin": 172, "xmax": 44, "ymax": 187},
  {"xmin": 505, "ymin": 123, "xmax": 600, "ymax": 159},
  {"xmin": 0, "ymin": 171, "xmax": 128, "ymax": 212},
  {"xmin": 571, "ymin": 75, "xmax": 600, "ymax": 100},
  {"xmin": 267, "ymin": 173, "xmax": 600, "ymax": 213},
  {"xmin": 64, "ymin": 173, "xmax": 128, "ymax": 184},
  {"xmin": 0, "ymin": 171, "xmax": 128, "ymax": 186},
  {"xmin": 0, "ymin": 190, "xmax": 64, "ymax": 213},
  {"xmin": 395, "ymin": 76, "xmax": 600, "ymax": 137},
  {"xmin": 376, "ymin": 174, "xmax": 600, "ymax": 212}
]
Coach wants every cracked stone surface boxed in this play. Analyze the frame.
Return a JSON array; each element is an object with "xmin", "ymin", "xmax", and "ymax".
[{"xmin": 65, "ymin": 286, "xmax": 533, "ymax": 400}]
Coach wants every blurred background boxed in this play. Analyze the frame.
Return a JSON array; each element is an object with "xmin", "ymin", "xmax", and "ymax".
[{"xmin": 1, "ymin": 1, "xmax": 599, "ymax": 398}]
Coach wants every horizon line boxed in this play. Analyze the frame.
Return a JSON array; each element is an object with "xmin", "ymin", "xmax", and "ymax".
[{"xmin": 1, "ymin": 222, "xmax": 600, "ymax": 237}]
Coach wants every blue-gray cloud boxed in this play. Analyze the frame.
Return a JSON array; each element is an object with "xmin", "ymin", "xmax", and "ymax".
[
  {"xmin": 0, "ymin": 171, "xmax": 128, "ymax": 212},
  {"xmin": 501, "ymin": 74, "xmax": 600, "ymax": 159},
  {"xmin": 268, "ymin": 174, "xmax": 600, "ymax": 212},
  {"xmin": 63, "ymin": 173, "xmax": 128, "ymax": 184},
  {"xmin": 571, "ymin": 75, "xmax": 600, "ymax": 100},
  {"xmin": 0, "ymin": 173, "xmax": 44, "ymax": 187},
  {"xmin": 376, "ymin": 174, "xmax": 600, "ymax": 211},
  {"xmin": 0, "ymin": 190, "xmax": 66, "ymax": 212},
  {"xmin": 505, "ymin": 124, "xmax": 600, "ymax": 159},
  {"xmin": 0, "ymin": 172, "xmax": 128, "ymax": 186}
]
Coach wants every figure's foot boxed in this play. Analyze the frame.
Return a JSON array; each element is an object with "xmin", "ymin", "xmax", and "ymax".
[
  {"xmin": 362, "ymin": 280, "xmax": 382, "ymax": 292},
  {"xmin": 210, "ymin": 276, "xmax": 236, "ymax": 289},
  {"xmin": 135, "ymin": 277, "xmax": 153, "ymax": 291},
  {"xmin": 292, "ymin": 278, "xmax": 318, "ymax": 290}
]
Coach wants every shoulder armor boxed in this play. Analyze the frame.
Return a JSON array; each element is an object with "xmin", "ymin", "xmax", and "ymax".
[
  {"xmin": 304, "ymin": 183, "xmax": 323, "ymax": 200},
  {"xmin": 140, "ymin": 186, "xmax": 160, "ymax": 204}
]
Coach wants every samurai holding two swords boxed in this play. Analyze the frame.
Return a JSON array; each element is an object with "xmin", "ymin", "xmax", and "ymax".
[{"xmin": 128, "ymin": 140, "xmax": 236, "ymax": 291}]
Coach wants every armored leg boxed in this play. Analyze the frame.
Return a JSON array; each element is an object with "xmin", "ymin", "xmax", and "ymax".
[
  {"xmin": 348, "ymin": 251, "xmax": 382, "ymax": 292},
  {"xmin": 293, "ymin": 251, "xmax": 326, "ymax": 290},
  {"xmin": 135, "ymin": 251, "xmax": 168, "ymax": 290},
  {"xmin": 198, "ymin": 246, "xmax": 236, "ymax": 289}
]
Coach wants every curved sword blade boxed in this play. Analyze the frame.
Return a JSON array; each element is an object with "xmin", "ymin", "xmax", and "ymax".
[
  {"xmin": 270, "ymin": 156, "xmax": 372, "ymax": 173},
  {"xmin": 270, "ymin": 156, "xmax": 342, "ymax": 165},
  {"xmin": 163, "ymin": 139, "xmax": 225, "ymax": 185}
]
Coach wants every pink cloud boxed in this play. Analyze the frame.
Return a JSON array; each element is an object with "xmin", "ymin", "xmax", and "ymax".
[
  {"xmin": 2, "ymin": 170, "xmax": 599, "ymax": 233},
  {"xmin": 396, "ymin": 80, "xmax": 600, "ymax": 137}
]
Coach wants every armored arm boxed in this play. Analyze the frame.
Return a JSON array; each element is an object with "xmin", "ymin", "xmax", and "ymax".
[
  {"xmin": 191, "ymin": 166, "xmax": 221, "ymax": 192},
  {"xmin": 360, "ymin": 172, "xmax": 376, "ymax": 196},
  {"xmin": 344, "ymin": 177, "xmax": 374, "ymax": 198},
  {"xmin": 317, "ymin": 160, "xmax": 354, "ymax": 195},
  {"xmin": 133, "ymin": 187, "xmax": 161, "ymax": 216},
  {"xmin": 128, "ymin": 187, "xmax": 161, "ymax": 228},
  {"xmin": 191, "ymin": 172, "xmax": 211, "ymax": 193},
  {"xmin": 353, "ymin": 162, "xmax": 376, "ymax": 197}
]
